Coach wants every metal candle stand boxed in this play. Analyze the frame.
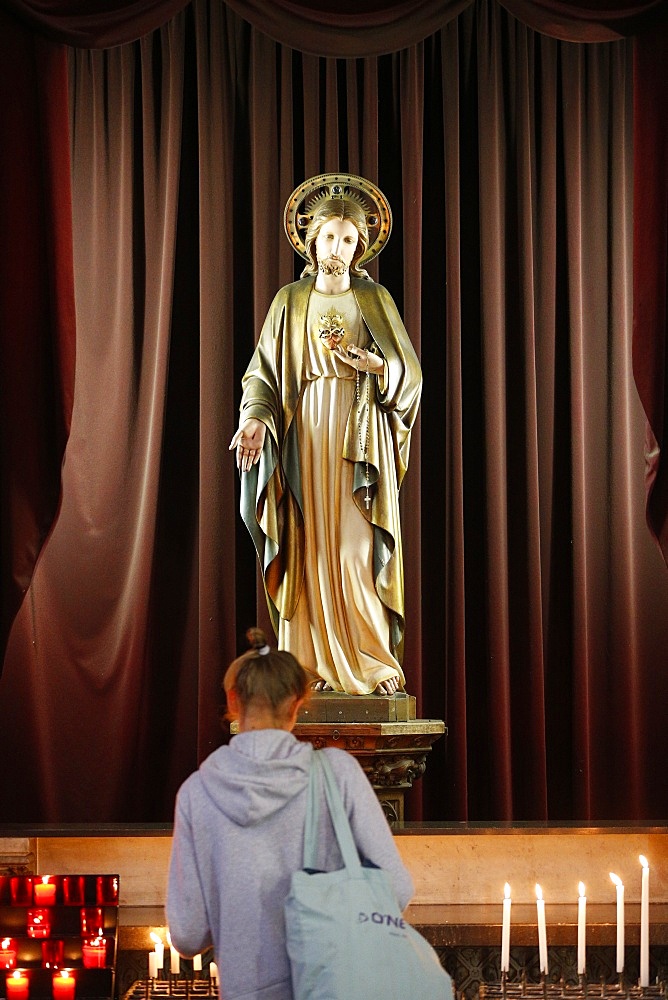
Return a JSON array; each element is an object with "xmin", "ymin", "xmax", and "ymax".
[
  {"xmin": 478, "ymin": 973, "xmax": 668, "ymax": 1000},
  {"xmin": 125, "ymin": 975, "xmax": 218, "ymax": 1000}
]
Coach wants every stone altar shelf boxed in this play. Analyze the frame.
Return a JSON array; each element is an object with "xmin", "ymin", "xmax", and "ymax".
[{"xmin": 4, "ymin": 826, "xmax": 668, "ymax": 997}]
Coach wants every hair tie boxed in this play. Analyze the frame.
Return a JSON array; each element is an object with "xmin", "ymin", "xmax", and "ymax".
[{"xmin": 258, "ymin": 644, "xmax": 271, "ymax": 656}]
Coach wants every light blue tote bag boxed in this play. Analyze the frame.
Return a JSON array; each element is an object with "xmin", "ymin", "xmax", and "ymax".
[{"xmin": 285, "ymin": 750, "xmax": 454, "ymax": 1000}]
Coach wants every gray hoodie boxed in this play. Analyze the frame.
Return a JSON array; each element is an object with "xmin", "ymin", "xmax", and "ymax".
[{"xmin": 166, "ymin": 729, "xmax": 414, "ymax": 1000}]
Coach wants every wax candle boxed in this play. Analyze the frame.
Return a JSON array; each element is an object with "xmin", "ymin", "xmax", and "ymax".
[
  {"xmin": 34, "ymin": 878, "xmax": 56, "ymax": 907},
  {"xmin": 52, "ymin": 971, "xmax": 75, "ymax": 1000},
  {"xmin": 193, "ymin": 954, "xmax": 202, "ymax": 972},
  {"xmin": 535, "ymin": 884, "xmax": 548, "ymax": 974},
  {"xmin": 148, "ymin": 953, "xmax": 159, "ymax": 980},
  {"xmin": 27, "ymin": 910, "xmax": 51, "ymax": 939},
  {"xmin": 6, "ymin": 970, "xmax": 29, "ymax": 1000},
  {"xmin": 209, "ymin": 962, "xmax": 218, "ymax": 982},
  {"xmin": 1, "ymin": 939, "xmax": 17, "ymax": 970},
  {"xmin": 610, "ymin": 873, "xmax": 624, "ymax": 973},
  {"xmin": 82, "ymin": 938, "xmax": 106, "ymax": 969},
  {"xmin": 577, "ymin": 882, "xmax": 586, "ymax": 975},
  {"xmin": 166, "ymin": 933, "xmax": 180, "ymax": 975},
  {"xmin": 640, "ymin": 855, "xmax": 650, "ymax": 987},
  {"xmin": 149, "ymin": 933, "xmax": 164, "ymax": 970},
  {"xmin": 501, "ymin": 884, "xmax": 511, "ymax": 973}
]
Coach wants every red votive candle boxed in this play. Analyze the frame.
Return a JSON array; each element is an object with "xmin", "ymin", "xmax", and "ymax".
[
  {"xmin": 79, "ymin": 909, "xmax": 103, "ymax": 937},
  {"xmin": 95, "ymin": 877, "xmax": 118, "ymax": 905},
  {"xmin": 62, "ymin": 878, "xmax": 84, "ymax": 907},
  {"xmin": 10, "ymin": 879, "xmax": 33, "ymax": 907},
  {"xmin": 42, "ymin": 941, "xmax": 64, "ymax": 969},
  {"xmin": 34, "ymin": 879, "xmax": 57, "ymax": 906},
  {"xmin": 27, "ymin": 910, "xmax": 51, "ymax": 939},
  {"xmin": 1, "ymin": 939, "xmax": 17, "ymax": 970},
  {"xmin": 6, "ymin": 971, "xmax": 30, "ymax": 1000},
  {"xmin": 0, "ymin": 876, "xmax": 10, "ymax": 906},
  {"xmin": 52, "ymin": 970, "xmax": 75, "ymax": 1000},
  {"xmin": 82, "ymin": 938, "xmax": 106, "ymax": 969}
]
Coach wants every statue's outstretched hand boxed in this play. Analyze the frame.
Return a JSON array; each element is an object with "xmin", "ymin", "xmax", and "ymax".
[{"xmin": 229, "ymin": 419, "xmax": 266, "ymax": 472}]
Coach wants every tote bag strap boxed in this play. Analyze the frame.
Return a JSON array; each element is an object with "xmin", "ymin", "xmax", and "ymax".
[
  {"xmin": 303, "ymin": 750, "xmax": 364, "ymax": 874},
  {"xmin": 302, "ymin": 750, "xmax": 322, "ymax": 871}
]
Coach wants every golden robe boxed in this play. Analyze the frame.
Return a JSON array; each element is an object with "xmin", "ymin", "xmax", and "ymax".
[{"xmin": 239, "ymin": 276, "xmax": 422, "ymax": 694}]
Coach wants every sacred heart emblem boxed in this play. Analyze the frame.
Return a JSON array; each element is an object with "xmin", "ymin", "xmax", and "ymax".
[{"xmin": 318, "ymin": 309, "xmax": 346, "ymax": 351}]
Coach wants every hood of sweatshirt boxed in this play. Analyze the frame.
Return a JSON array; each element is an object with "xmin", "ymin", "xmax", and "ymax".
[{"xmin": 197, "ymin": 728, "xmax": 313, "ymax": 827}]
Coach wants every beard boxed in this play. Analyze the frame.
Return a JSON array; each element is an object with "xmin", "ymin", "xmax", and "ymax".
[{"xmin": 318, "ymin": 256, "xmax": 348, "ymax": 277}]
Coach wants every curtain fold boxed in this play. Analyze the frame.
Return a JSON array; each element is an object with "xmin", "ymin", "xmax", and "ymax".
[
  {"xmin": 224, "ymin": 0, "xmax": 473, "ymax": 57},
  {"xmin": 2, "ymin": 0, "xmax": 668, "ymax": 823},
  {"xmin": 0, "ymin": 7, "xmax": 75, "ymax": 676},
  {"xmin": 1, "ymin": 15, "xmax": 194, "ymax": 820},
  {"xmin": 3, "ymin": 0, "xmax": 191, "ymax": 47},
  {"xmin": 499, "ymin": 0, "xmax": 668, "ymax": 41},
  {"xmin": 8, "ymin": 0, "xmax": 667, "ymax": 49},
  {"xmin": 632, "ymin": 22, "xmax": 668, "ymax": 563}
]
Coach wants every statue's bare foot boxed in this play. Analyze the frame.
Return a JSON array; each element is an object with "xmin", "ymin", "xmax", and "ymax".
[
  {"xmin": 374, "ymin": 676, "xmax": 400, "ymax": 695},
  {"xmin": 311, "ymin": 680, "xmax": 334, "ymax": 691}
]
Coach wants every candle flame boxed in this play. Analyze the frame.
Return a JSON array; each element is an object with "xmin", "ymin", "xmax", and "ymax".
[
  {"xmin": 2, "ymin": 939, "xmax": 10, "ymax": 948},
  {"xmin": 639, "ymin": 855, "xmax": 649, "ymax": 870},
  {"xmin": 504, "ymin": 882, "xmax": 511, "ymax": 899},
  {"xmin": 150, "ymin": 932, "xmax": 163, "ymax": 946},
  {"xmin": 610, "ymin": 873, "xmax": 623, "ymax": 887},
  {"xmin": 579, "ymin": 882, "xmax": 586, "ymax": 897},
  {"xmin": 12, "ymin": 972, "xmax": 23, "ymax": 981},
  {"xmin": 166, "ymin": 931, "xmax": 172, "ymax": 947},
  {"xmin": 41, "ymin": 876, "xmax": 51, "ymax": 885},
  {"xmin": 535, "ymin": 884, "xmax": 543, "ymax": 900}
]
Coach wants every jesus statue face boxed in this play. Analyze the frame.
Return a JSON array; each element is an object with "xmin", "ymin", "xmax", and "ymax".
[{"xmin": 314, "ymin": 218, "xmax": 359, "ymax": 276}]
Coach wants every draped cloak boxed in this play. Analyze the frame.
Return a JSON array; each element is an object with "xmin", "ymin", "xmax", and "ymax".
[{"xmin": 239, "ymin": 275, "xmax": 422, "ymax": 687}]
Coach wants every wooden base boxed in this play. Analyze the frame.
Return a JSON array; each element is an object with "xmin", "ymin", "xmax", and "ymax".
[
  {"xmin": 292, "ymin": 717, "xmax": 446, "ymax": 823},
  {"xmin": 298, "ymin": 690, "xmax": 417, "ymax": 723}
]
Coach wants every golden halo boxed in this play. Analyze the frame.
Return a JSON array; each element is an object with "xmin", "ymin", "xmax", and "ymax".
[{"xmin": 284, "ymin": 173, "xmax": 392, "ymax": 265}]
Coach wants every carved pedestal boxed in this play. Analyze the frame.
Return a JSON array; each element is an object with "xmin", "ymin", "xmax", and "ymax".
[{"xmin": 293, "ymin": 714, "xmax": 446, "ymax": 824}]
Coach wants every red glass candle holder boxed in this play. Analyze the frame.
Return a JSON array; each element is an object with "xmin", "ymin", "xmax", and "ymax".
[
  {"xmin": 0, "ymin": 876, "xmax": 10, "ymax": 906},
  {"xmin": 6, "ymin": 970, "xmax": 30, "ymax": 1000},
  {"xmin": 81, "ymin": 938, "xmax": 106, "ymax": 969},
  {"xmin": 41, "ymin": 941, "xmax": 64, "ymax": 969},
  {"xmin": 10, "ymin": 878, "xmax": 33, "ymax": 907},
  {"xmin": 0, "ymin": 939, "xmax": 17, "ymax": 970},
  {"xmin": 95, "ymin": 877, "xmax": 118, "ymax": 905},
  {"xmin": 62, "ymin": 878, "xmax": 84, "ymax": 907},
  {"xmin": 79, "ymin": 908, "xmax": 103, "ymax": 937},
  {"xmin": 52, "ymin": 970, "xmax": 75, "ymax": 1000},
  {"xmin": 27, "ymin": 910, "xmax": 51, "ymax": 939}
]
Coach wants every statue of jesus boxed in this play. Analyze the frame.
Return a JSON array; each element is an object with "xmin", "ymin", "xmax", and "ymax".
[{"xmin": 230, "ymin": 174, "xmax": 422, "ymax": 695}]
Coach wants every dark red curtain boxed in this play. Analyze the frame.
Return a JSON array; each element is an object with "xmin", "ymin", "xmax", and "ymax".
[
  {"xmin": 1, "ymin": 0, "xmax": 668, "ymax": 825},
  {"xmin": 2, "ymin": 0, "xmax": 191, "ymax": 46},
  {"xmin": 632, "ymin": 21, "xmax": 668, "ymax": 561},
  {"xmin": 0, "ymin": 7, "xmax": 75, "ymax": 673}
]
